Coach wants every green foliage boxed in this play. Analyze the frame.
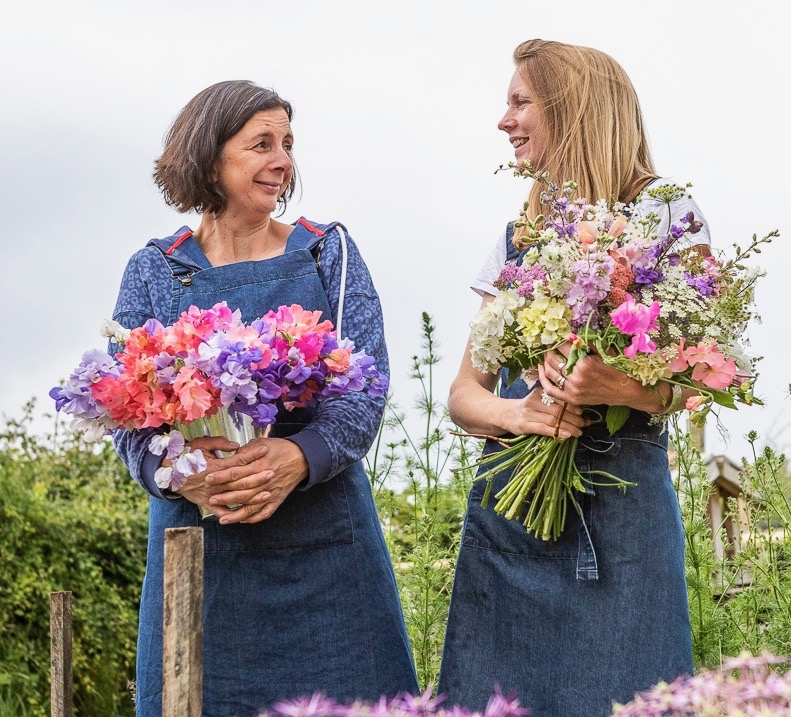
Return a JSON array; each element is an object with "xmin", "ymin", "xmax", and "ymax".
[
  {"xmin": 367, "ymin": 313, "xmax": 473, "ymax": 690},
  {"xmin": 0, "ymin": 402, "xmax": 147, "ymax": 716},
  {"xmin": 2, "ymin": 322, "xmax": 790, "ymax": 714},
  {"xmin": 676, "ymin": 420, "xmax": 791, "ymax": 669}
]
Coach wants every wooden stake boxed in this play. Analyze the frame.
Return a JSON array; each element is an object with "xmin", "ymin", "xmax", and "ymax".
[
  {"xmin": 162, "ymin": 527, "xmax": 204, "ymax": 717},
  {"xmin": 50, "ymin": 591, "xmax": 73, "ymax": 717}
]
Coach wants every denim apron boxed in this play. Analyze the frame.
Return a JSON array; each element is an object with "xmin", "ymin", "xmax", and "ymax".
[
  {"xmin": 438, "ymin": 224, "xmax": 692, "ymax": 717},
  {"xmin": 134, "ymin": 222, "xmax": 418, "ymax": 716}
]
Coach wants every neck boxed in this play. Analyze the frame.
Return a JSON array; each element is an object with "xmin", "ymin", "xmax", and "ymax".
[{"xmin": 194, "ymin": 211, "xmax": 289, "ymax": 265}]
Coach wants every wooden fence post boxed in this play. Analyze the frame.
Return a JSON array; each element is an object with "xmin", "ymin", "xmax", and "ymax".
[
  {"xmin": 50, "ymin": 591, "xmax": 73, "ymax": 717},
  {"xmin": 162, "ymin": 526, "xmax": 204, "ymax": 717}
]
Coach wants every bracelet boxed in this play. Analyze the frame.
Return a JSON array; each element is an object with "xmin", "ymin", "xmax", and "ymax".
[{"xmin": 653, "ymin": 383, "xmax": 683, "ymax": 416}]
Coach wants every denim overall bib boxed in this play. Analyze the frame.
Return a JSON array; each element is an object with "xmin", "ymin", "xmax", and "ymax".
[
  {"xmin": 438, "ymin": 223, "xmax": 692, "ymax": 717},
  {"xmin": 134, "ymin": 222, "xmax": 418, "ymax": 716}
]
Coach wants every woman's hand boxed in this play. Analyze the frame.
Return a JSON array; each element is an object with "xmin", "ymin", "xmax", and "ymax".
[
  {"xmin": 204, "ymin": 438, "xmax": 309, "ymax": 525},
  {"xmin": 539, "ymin": 343, "xmax": 671, "ymax": 413},
  {"xmin": 502, "ymin": 377, "xmax": 590, "ymax": 439},
  {"xmin": 171, "ymin": 436, "xmax": 242, "ymax": 513}
]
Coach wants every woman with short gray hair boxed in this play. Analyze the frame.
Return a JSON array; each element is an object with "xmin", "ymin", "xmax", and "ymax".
[{"xmin": 111, "ymin": 80, "xmax": 418, "ymax": 715}]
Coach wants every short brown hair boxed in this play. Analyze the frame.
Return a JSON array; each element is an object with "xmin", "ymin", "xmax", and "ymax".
[{"xmin": 154, "ymin": 80, "xmax": 296, "ymax": 215}]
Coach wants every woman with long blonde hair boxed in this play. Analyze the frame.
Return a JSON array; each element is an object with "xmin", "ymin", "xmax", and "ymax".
[{"xmin": 438, "ymin": 40, "xmax": 707, "ymax": 716}]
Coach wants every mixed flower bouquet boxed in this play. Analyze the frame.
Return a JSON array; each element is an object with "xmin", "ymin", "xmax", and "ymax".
[
  {"xmin": 51, "ymin": 302, "xmax": 388, "ymax": 491},
  {"xmin": 469, "ymin": 164, "xmax": 775, "ymax": 541}
]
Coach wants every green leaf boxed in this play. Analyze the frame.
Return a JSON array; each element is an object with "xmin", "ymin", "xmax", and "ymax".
[
  {"xmin": 606, "ymin": 405, "xmax": 631, "ymax": 435},
  {"xmin": 709, "ymin": 389, "xmax": 736, "ymax": 409}
]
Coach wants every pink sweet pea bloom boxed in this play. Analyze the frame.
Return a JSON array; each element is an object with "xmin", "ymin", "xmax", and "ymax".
[
  {"xmin": 607, "ymin": 215, "xmax": 628, "ymax": 238},
  {"xmin": 610, "ymin": 294, "xmax": 661, "ymax": 358},
  {"xmin": 172, "ymin": 367, "xmax": 219, "ymax": 422},
  {"xmin": 683, "ymin": 341, "xmax": 738, "ymax": 390},
  {"xmin": 686, "ymin": 395, "xmax": 705, "ymax": 410},
  {"xmin": 665, "ymin": 338, "xmax": 689, "ymax": 373},
  {"xmin": 692, "ymin": 357, "xmax": 738, "ymax": 390},
  {"xmin": 576, "ymin": 221, "xmax": 598, "ymax": 245},
  {"xmin": 325, "ymin": 348, "xmax": 352, "ymax": 372},
  {"xmin": 269, "ymin": 304, "xmax": 333, "ymax": 339}
]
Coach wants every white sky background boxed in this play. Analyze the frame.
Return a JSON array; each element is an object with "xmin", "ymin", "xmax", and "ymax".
[{"xmin": 1, "ymin": 0, "xmax": 789, "ymax": 462}]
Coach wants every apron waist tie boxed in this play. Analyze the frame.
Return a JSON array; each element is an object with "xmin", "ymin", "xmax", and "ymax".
[{"xmin": 572, "ymin": 492, "xmax": 599, "ymax": 581}]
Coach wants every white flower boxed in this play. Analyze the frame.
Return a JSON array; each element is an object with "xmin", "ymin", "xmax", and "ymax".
[
  {"xmin": 154, "ymin": 466, "xmax": 175, "ymax": 490},
  {"xmin": 99, "ymin": 318, "xmax": 130, "ymax": 344},
  {"xmin": 70, "ymin": 417, "xmax": 110, "ymax": 442}
]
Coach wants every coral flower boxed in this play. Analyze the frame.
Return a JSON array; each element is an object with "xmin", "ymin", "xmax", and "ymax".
[
  {"xmin": 576, "ymin": 221, "xmax": 598, "ymax": 245},
  {"xmin": 686, "ymin": 395, "xmax": 705, "ymax": 410},
  {"xmin": 607, "ymin": 215, "xmax": 628, "ymax": 238}
]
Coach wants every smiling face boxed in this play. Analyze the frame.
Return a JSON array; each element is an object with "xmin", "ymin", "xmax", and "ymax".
[
  {"xmin": 498, "ymin": 70, "xmax": 550, "ymax": 169},
  {"xmin": 214, "ymin": 108, "xmax": 294, "ymax": 219}
]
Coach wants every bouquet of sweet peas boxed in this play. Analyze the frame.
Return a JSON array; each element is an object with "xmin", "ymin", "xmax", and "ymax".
[
  {"xmin": 468, "ymin": 164, "xmax": 775, "ymax": 541},
  {"xmin": 51, "ymin": 302, "xmax": 388, "ymax": 490}
]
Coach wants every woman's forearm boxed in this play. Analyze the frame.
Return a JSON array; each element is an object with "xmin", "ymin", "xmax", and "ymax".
[{"xmin": 449, "ymin": 374, "xmax": 515, "ymax": 437}]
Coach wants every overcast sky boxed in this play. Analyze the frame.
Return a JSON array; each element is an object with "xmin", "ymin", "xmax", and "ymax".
[{"xmin": 2, "ymin": 0, "xmax": 789, "ymax": 461}]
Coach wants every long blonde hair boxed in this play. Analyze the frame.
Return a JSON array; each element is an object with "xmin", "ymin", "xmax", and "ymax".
[{"xmin": 512, "ymin": 39, "xmax": 656, "ymax": 226}]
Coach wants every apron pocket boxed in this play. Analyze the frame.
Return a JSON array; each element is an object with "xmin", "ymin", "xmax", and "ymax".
[
  {"xmin": 205, "ymin": 473, "xmax": 354, "ymax": 552},
  {"xmin": 462, "ymin": 476, "xmax": 582, "ymax": 559}
]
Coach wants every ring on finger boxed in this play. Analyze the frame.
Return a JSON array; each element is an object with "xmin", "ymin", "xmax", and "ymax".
[
  {"xmin": 556, "ymin": 375, "xmax": 566, "ymax": 390},
  {"xmin": 540, "ymin": 390, "xmax": 555, "ymax": 406}
]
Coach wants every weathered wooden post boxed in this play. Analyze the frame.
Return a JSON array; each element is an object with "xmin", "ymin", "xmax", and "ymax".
[
  {"xmin": 162, "ymin": 526, "xmax": 204, "ymax": 717},
  {"xmin": 50, "ymin": 591, "xmax": 73, "ymax": 717}
]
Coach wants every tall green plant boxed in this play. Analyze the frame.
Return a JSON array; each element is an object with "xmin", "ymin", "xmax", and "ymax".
[
  {"xmin": 676, "ymin": 418, "xmax": 791, "ymax": 668},
  {"xmin": 367, "ymin": 313, "xmax": 474, "ymax": 690}
]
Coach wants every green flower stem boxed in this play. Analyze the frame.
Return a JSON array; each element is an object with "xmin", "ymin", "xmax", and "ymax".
[{"xmin": 470, "ymin": 433, "xmax": 633, "ymax": 542}]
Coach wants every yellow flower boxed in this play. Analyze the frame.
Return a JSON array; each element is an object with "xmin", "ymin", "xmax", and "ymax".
[{"xmin": 515, "ymin": 295, "xmax": 572, "ymax": 349}]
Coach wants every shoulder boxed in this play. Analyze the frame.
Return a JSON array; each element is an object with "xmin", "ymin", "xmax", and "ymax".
[
  {"xmin": 113, "ymin": 244, "xmax": 172, "ymax": 321},
  {"xmin": 295, "ymin": 218, "xmax": 365, "ymax": 262},
  {"xmin": 121, "ymin": 245, "xmax": 169, "ymax": 281},
  {"xmin": 634, "ymin": 178, "xmax": 712, "ymax": 245},
  {"xmin": 305, "ymin": 219, "xmax": 382, "ymax": 300}
]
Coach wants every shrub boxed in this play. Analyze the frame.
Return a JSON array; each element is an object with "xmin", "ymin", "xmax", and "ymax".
[{"xmin": 0, "ymin": 403, "xmax": 146, "ymax": 716}]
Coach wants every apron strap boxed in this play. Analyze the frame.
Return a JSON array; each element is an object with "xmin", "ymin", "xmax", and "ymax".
[
  {"xmin": 291, "ymin": 220, "xmax": 349, "ymax": 334},
  {"xmin": 334, "ymin": 224, "xmax": 349, "ymax": 336}
]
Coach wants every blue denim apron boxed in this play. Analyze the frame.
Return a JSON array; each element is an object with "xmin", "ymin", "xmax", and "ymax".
[
  {"xmin": 437, "ymin": 224, "xmax": 692, "ymax": 717},
  {"xmin": 134, "ymin": 223, "xmax": 418, "ymax": 716}
]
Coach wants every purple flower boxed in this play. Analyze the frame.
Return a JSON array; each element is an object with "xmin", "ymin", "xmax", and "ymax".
[
  {"xmin": 247, "ymin": 402, "xmax": 279, "ymax": 428},
  {"xmin": 494, "ymin": 264, "xmax": 519, "ymax": 288},
  {"xmin": 681, "ymin": 210, "xmax": 704, "ymax": 234},
  {"xmin": 149, "ymin": 430, "xmax": 186, "ymax": 460},
  {"xmin": 634, "ymin": 267, "xmax": 665, "ymax": 287},
  {"xmin": 483, "ymin": 687, "xmax": 529, "ymax": 717},
  {"xmin": 367, "ymin": 372, "xmax": 390, "ymax": 398},
  {"xmin": 669, "ymin": 224, "xmax": 686, "ymax": 240},
  {"xmin": 50, "ymin": 348, "xmax": 120, "ymax": 419},
  {"xmin": 685, "ymin": 272, "xmax": 716, "ymax": 297}
]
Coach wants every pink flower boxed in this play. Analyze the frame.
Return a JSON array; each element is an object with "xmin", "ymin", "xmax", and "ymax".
[
  {"xmin": 607, "ymin": 215, "xmax": 628, "ymax": 238},
  {"xmin": 610, "ymin": 294, "xmax": 661, "ymax": 358},
  {"xmin": 683, "ymin": 342, "xmax": 739, "ymax": 390},
  {"xmin": 686, "ymin": 395, "xmax": 705, "ymax": 410},
  {"xmin": 325, "ymin": 348, "xmax": 352, "ymax": 372},
  {"xmin": 567, "ymin": 333, "xmax": 585, "ymax": 349},
  {"xmin": 665, "ymin": 338, "xmax": 689, "ymax": 373},
  {"xmin": 692, "ymin": 358, "xmax": 738, "ymax": 390},
  {"xmin": 172, "ymin": 367, "xmax": 219, "ymax": 422},
  {"xmin": 576, "ymin": 221, "xmax": 598, "ymax": 245},
  {"xmin": 268, "ymin": 304, "xmax": 333, "ymax": 339}
]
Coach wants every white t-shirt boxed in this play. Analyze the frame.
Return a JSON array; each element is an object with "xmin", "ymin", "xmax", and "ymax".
[{"xmin": 471, "ymin": 178, "xmax": 712, "ymax": 297}]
